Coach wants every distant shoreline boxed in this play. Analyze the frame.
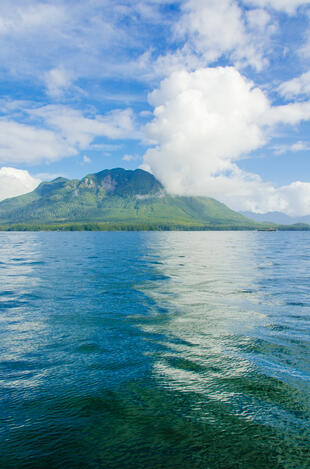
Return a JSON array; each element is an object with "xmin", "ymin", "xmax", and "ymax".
[{"xmin": 0, "ymin": 223, "xmax": 309, "ymax": 232}]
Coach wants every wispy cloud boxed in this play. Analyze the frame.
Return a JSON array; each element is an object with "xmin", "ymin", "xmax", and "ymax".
[
  {"xmin": 0, "ymin": 102, "xmax": 139, "ymax": 164},
  {"xmin": 82, "ymin": 155, "xmax": 91, "ymax": 164},
  {"xmin": 0, "ymin": 0, "xmax": 305, "ymax": 95},
  {"xmin": 122, "ymin": 154, "xmax": 141, "ymax": 161},
  {"xmin": 278, "ymin": 70, "xmax": 310, "ymax": 98},
  {"xmin": 272, "ymin": 140, "xmax": 310, "ymax": 154},
  {"xmin": 243, "ymin": 0, "xmax": 310, "ymax": 14},
  {"xmin": 0, "ymin": 0, "xmax": 177, "ymax": 91}
]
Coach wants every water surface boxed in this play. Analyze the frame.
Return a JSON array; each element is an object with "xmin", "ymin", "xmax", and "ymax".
[{"xmin": 0, "ymin": 232, "xmax": 309, "ymax": 468}]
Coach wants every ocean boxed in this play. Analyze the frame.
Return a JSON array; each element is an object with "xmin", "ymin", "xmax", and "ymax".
[{"xmin": 0, "ymin": 231, "xmax": 309, "ymax": 468}]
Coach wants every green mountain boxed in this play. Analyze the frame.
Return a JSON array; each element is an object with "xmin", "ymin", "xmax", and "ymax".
[{"xmin": 0, "ymin": 168, "xmax": 260, "ymax": 230}]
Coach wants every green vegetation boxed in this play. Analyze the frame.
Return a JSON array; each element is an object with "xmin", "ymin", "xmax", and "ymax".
[
  {"xmin": 0, "ymin": 222, "xmax": 261, "ymax": 231},
  {"xmin": 0, "ymin": 167, "xmax": 309, "ymax": 231}
]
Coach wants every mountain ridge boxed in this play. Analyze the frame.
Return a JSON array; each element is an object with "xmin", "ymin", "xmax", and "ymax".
[
  {"xmin": 0, "ymin": 168, "xmax": 260, "ymax": 230},
  {"xmin": 241, "ymin": 211, "xmax": 310, "ymax": 225},
  {"xmin": 0, "ymin": 168, "xmax": 307, "ymax": 231}
]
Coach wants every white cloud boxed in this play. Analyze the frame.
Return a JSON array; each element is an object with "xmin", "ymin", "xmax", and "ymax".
[
  {"xmin": 0, "ymin": 119, "xmax": 75, "ymax": 164},
  {"xmin": 278, "ymin": 71, "xmax": 310, "ymax": 98},
  {"xmin": 0, "ymin": 0, "xmax": 300, "ymax": 91},
  {"xmin": 243, "ymin": 0, "xmax": 310, "ymax": 14},
  {"xmin": 174, "ymin": 0, "xmax": 275, "ymax": 71},
  {"xmin": 277, "ymin": 181, "xmax": 310, "ymax": 215},
  {"xmin": 30, "ymin": 106, "xmax": 137, "ymax": 143},
  {"xmin": 89, "ymin": 143, "xmax": 122, "ymax": 151},
  {"xmin": 188, "ymin": 170, "xmax": 310, "ymax": 216},
  {"xmin": 246, "ymin": 8, "xmax": 271, "ymax": 30},
  {"xmin": 140, "ymin": 110, "xmax": 153, "ymax": 117},
  {"xmin": 143, "ymin": 67, "xmax": 269, "ymax": 190},
  {"xmin": 0, "ymin": 0, "xmax": 177, "ymax": 87},
  {"xmin": 0, "ymin": 166, "xmax": 40, "ymax": 201},
  {"xmin": 0, "ymin": 2, "xmax": 66, "ymax": 35},
  {"xmin": 292, "ymin": 140, "xmax": 308, "ymax": 150},
  {"xmin": 0, "ymin": 0, "xmax": 304, "ymax": 92},
  {"xmin": 83, "ymin": 155, "xmax": 91, "ymax": 164},
  {"xmin": 142, "ymin": 66, "xmax": 310, "ymax": 215},
  {"xmin": 44, "ymin": 66, "xmax": 73, "ymax": 97},
  {"xmin": 263, "ymin": 100, "xmax": 310, "ymax": 125},
  {"xmin": 0, "ymin": 104, "xmax": 137, "ymax": 165},
  {"xmin": 122, "ymin": 154, "xmax": 140, "ymax": 161},
  {"xmin": 176, "ymin": 0, "xmax": 245, "ymax": 60},
  {"xmin": 272, "ymin": 140, "xmax": 310, "ymax": 154}
]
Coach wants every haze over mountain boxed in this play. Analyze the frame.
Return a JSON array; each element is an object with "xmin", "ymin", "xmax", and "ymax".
[
  {"xmin": 0, "ymin": 168, "xmax": 259, "ymax": 230},
  {"xmin": 241, "ymin": 211, "xmax": 310, "ymax": 225}
]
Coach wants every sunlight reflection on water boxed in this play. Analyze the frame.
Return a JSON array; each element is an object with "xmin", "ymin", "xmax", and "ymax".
[{"xmin": 0, "ymin": 231, "xmax": 309, "ymax": 468}]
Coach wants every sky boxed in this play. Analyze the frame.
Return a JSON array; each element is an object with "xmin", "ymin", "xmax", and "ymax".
[{"xmin": 1, "ymin": 0, "xmax": 310, "ymax": 215}]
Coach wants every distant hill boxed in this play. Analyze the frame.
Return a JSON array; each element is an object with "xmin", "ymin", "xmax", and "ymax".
[
  {"xmin": 241, "ymin": 211, "xmax": 310, "ymax": 225},
  {"xmin": 0, "ymin": 168, "xmax": 260, "ymax": 230}
]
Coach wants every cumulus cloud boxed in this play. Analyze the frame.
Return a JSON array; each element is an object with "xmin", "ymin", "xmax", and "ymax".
[
  {"xmin": 142, "ymin": 66, "xmax": 310, "ymax": 215},
  {"xmin": 0, "ymin": 167, "xmax": 40, "ymax": 201},
  {"xmin": 143, "ymin": 67, "xmax": 269, "ymax": 190},
  {"xmin": 181, "ymin": 169, "xmax": 310, "ymax": 216},
  {"xmin": 0, "ymin": 104, "xmax": 137, "ymax": 165},
  {"xmin": 277, "ymin": 181, "xmax": 310, "ymax": 215}
]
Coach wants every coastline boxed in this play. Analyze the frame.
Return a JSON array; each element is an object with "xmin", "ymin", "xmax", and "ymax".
[{"xmin": 0, "ymin": 222, "xmax": 309, "ymax": 231}]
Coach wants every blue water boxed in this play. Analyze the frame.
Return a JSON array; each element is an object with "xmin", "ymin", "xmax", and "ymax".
[{"xmin": 0, "ymin": 231, "xmax": 309, "ymax": 468}]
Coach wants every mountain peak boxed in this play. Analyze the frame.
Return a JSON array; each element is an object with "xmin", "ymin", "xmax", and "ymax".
[
  {"xmin": 82, "ymin": 167, "xmax": 163, "ymax": 197},
  {"xmin": 35, "ymin": 177, "xmax": 70, "ymax": 196},
  {"xmin": 0, "ymin": 167, "xmax": 258, "ymax": 229}
]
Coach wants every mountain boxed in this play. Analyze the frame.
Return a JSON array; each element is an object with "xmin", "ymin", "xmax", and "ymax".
[
  {"xmin": 241, "ymin": 211, "xmax": 310, "ymax": 225},
  {"xmin": 0, "ymin": 168, "xmax": 261, "ymax": 230}
]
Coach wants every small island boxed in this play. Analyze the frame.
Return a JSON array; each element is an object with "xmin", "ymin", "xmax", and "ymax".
[{"xmin": 0, "ymin": 168, "xmax": 309, "ymax": 231}]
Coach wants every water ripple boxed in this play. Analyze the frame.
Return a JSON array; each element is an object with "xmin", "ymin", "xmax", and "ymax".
[{"xmin": 0, "ymin": 231, "xmax": 309, "ymax": 468}]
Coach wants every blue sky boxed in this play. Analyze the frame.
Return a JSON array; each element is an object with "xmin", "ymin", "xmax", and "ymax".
[{"xmin": 1, "ymin": 0, "xmax": 310, "ymax": 215}]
